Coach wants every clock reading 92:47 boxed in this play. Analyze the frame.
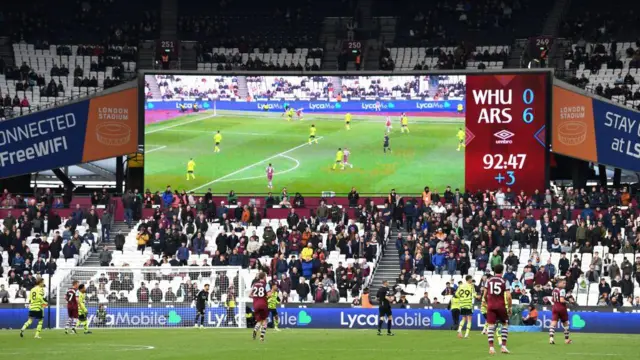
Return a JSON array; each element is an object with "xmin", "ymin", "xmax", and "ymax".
[{"xmin": 482, "ymin": 153, "xmax": 527, "ymax": 170}]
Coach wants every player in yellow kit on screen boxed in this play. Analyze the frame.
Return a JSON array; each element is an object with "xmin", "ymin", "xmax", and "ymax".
[
  {"xmin": 345, "ymin": 112, "xmax": 352, "ymax": 130},
  {"xmin": 186, "ymin": 158, "xmax": 196, "ymax": 180},
  {"xmin": 214, "ymin": 130, "xmax": 222, "ymax": 153},
  {"xmin": 332, "ymin": 148, "xmax": 344, "ymax": 170},
  {"xmin": 456, "ymin": 128, "xmax": 466, "ymax": 151},
  {"xmin": 309, "ymin": 124, "xmax": 318, "ymax": 144},
  {"xmin": 400, "ymin": 113, "xmax": 410, "ymax": 133}
]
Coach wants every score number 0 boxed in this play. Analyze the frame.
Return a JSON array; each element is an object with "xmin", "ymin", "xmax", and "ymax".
[{"xmin": 523, "ymin": 89, "xmax": 534, "ymax": 123}]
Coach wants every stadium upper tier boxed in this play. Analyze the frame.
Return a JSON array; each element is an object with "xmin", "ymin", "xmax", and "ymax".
[
  {"xmin": 0, "ymin": 43, "xmax": 134, "ymax": 119},
  {"xmin": 376, "ymin": 0, "xmax": 554, "ymax": 46},
  {"xmin": 388, "ymin": 46, "xmax": 509, "ymax": 71},
  {"xmin": 178, "ymin": 0, "xmax": 354, "ymax": 46},
  {"xmin": 0, "ymin": 0, "xmax": 158, "ymax": 44},
  {"xmin": 564, "ymin": 41, "xmax": 640, "ymax": 111},
  {"xmin": 196, "ymin": 47, "xmax": 324, "ymax": 71},
  {"xmin": 560, "ymin": 1, "xmax": 640, "ymax": 42}
]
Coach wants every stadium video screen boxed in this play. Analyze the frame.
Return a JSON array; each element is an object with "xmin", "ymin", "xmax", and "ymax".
[{"xmin": 142, "ymin": 73, "xmax": 549, "ymax": 195}]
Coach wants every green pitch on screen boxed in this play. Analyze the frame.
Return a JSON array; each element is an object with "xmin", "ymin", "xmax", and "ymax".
[{"xmin": 144, "ymin": 111, "xmax": 464, "ymax": 195}]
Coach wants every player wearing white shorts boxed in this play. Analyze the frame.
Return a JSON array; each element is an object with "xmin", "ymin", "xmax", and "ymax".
[
  {"xmin": 385, "ymin": 117, "xmax": 392, "ymax": 134},
  {"xmin": 266, "ymin": 164, "xmax": 275, "ymax": 189},
  {"xmin": 343, "ymin": 148, "xmax": 353, "ymax": 169}
]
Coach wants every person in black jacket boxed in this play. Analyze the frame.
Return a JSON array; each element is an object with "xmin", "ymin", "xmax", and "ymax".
[
  {"xmin": 114, "ymin": 232, "xmax": 125, "ymax": 253},
  {"xmin": 85, "ymin": 209, "xmax": 99, "ymax": 232},
  {"xmin": 348, "ymin": 187, "xmax": 360, "ymax": 207}
]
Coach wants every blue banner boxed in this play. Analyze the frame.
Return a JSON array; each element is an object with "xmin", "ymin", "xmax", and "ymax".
[
  {"xmin": 145, "ymin": 100, "xmax": 465, "ymax": 113},
  {"xmin": 0, "ymin": 88, "xmax": 139, "ymax": 178},
  {"xmin": 592, "ymin": 99, "xmax": 640, "ymax": 171},
  {"xmin": 2, "ymin": 307, "xmax": 639, "ymax": 333}
]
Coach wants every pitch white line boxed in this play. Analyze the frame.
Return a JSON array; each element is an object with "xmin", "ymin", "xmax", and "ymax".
[
  {"xmin": 215, "ymin": 154, "xmax": 301, "ymax": 182},
  {"xmin": 145, "ymin": 114, "xmax": 217, "ymax": 134},
  {"xmin": 159, "ymin": 129, "xmax": 298, "ymax": 137},
  {"xmin": 189, "ymin": 137, "xmax": 323, "ymax": 192},
  {"xmin": 145, "ymin": 145, "xmax": 167, "ymax": 154}
]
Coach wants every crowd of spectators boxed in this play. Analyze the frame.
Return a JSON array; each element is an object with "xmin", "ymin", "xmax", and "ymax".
[
  {"xmin": 155, "ymin": 75, "xmax": 239, "ymax": 100},
  {"xmin": 0, "ymin": 188, "xmax": 115, "ymax": 303},
  {"xmin": 0, "ymin": 0, "xmax": 158, "ymax": 45},
  {"xmin": 385, "ymin": 185, "xmax": 640, "ymax": 306},
  {"xmin": 112, "ymin": 184, "xmax": 382, "ymax": 303},
  {"xmin": 395, "ymin": 0, "xmax": 529, "ymax": 47},
  {"xmin": 562, "ymin": 40, "xmax": 640, "ymax": 110}
]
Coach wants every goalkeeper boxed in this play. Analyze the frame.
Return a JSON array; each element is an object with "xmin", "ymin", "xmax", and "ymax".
[
  {"xmin": 77, "ymin": 284, "xmax": 92, "ymax": 334},
  {"xmin": 268, "ymin": 284, "xmax": 281, "ymax": 331},
  {"xmin": 195, "ymin": 284, "xmax": 210, "ymax": 328}
]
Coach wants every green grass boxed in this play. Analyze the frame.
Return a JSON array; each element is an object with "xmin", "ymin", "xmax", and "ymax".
[
  {"xmin": 4, "ymin": 329, "xmax": 636, "ymax": 360},
  {"xmin": 144, "ymin": 111, "xmax": 465, "ymax": 195}
]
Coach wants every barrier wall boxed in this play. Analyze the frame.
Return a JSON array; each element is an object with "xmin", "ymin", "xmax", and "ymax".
[
  {"xmin": 552, "ymin": 85, "xmax": 640, "ymax": 171},
  {"xmin": 144, "ymin": 99, "xmax": 465, "ymax": 114},
  {"xmin": 2, "ymin": 307, "xmax": 639, "ymax": 333},
  {"xmin": 0, "ymin": 88, "xmax": 138, "ymax": 178}
]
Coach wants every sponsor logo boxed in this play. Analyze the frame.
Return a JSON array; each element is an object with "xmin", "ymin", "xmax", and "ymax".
[
  {"xmin": 415, "ymin": 102, "xmax": 445, "ymax": 110},
  {"xmin": 494, "ymin": 130, "xmax": 515, "ymax": 144},
  {"xmin": 308, "ymin": 103, "xmax": 334, "ymax": 110},
  {"xmin": 256, "ymin": 103, "xmax": 284, "ymax": 110},
  {"xmin": 339, "ymin": 312, "xmax": 432, "ymax": 328},
  {"xmin": 298, "ymin": 311, "xmax": 312, "ymax": 325},
  {"xmin": 557, "ymin": 121, "xmax": 587, "ymax": 146},
  {"xmin": 571, "ymin": 314, "xmax": 586, "ymax": 329}
]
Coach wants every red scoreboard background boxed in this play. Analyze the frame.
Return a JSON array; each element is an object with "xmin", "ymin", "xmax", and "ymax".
[{"xmin": 465, "ymin": 73, "xmax": 549, "ymax": 194}]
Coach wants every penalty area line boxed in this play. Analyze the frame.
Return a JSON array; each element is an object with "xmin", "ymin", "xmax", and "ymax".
[
  {"xmin": 214, "ymin": 154, "xmax": 301, "ymax": 182},
  {"xmin": 188, "ymin": 137, "xmax": 322, "ymax": 192}
]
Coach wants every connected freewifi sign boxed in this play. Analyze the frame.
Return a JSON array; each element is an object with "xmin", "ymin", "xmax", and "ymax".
[
  {"xmin": 552, "ymin": 84, "xmax": 640, "ymax": 171},
  {"xmin": 0, "ymin": 87, "xmax": 138, "ymax": 178}
]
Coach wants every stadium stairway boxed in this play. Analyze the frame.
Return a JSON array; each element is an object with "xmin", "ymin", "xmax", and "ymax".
[
  {"xmin": 369, "ymin": 229, "xmax": 405, "ymax": 292},
  {"xmin": 237, "ymin": 76, "xmax": 249, "ymax": 99},
  {"xmin": 146, "ymin": 75, "xmax": 163, "ymax": 99},
  {"xmin": 81, "ymin": 221, "xmax": 131, "ymax": 267},
  {"xmin": 55, "ymin": 221, "xmax": 130, "ymax": 301}
]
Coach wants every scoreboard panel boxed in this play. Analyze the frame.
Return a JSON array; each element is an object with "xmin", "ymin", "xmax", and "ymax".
[{"xmin": 465, "ymin": 74, "xmax": 549, "ymax": 194}]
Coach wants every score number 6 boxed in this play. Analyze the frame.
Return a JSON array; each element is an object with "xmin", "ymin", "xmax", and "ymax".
[{"xmin": 523, "ymin": 89, "xmax": 534, "ymax": 124}]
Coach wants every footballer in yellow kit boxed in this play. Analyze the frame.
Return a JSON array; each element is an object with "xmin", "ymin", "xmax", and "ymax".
[
  {"xmin": 309, "ymin": 124, "xmax": 318, "ymax": 144},
  {"xmin": 456, "ymin": 128, "xmax": 466, "ymax": 151},
  {"xmin": 214, "ymin": 131, "xmax": 222, "ymax": 153},
  {"xmin": 345, "ymin": 113, "xmax": 352, "ymax": 130},
  {"xmin": 332, "ymin": 148, "xmax": 344, "ymax": 170},
  {"xmin": 400, "ymin": 113, "xmax": 410, "ymax": 133},
  {"xmin": 186, "ymin": 158, "xmax": 196, "ymax": 180}
]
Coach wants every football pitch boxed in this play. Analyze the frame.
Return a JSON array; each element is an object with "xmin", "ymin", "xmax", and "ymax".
[
  {"xmin": 144, "ymin": 111, "xmax": 465, "ymax": 195},
  {"xmin": 3, "ymin": 329, "xmax": 635, "ymax": 360}
]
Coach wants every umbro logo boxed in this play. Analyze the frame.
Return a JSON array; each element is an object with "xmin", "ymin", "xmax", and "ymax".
[{"xmin": 494, "ymin": 130, "xmax": 514, "ymax": 144}]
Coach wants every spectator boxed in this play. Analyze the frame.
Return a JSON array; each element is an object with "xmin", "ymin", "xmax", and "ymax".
[
  {"xmin": 99, "ymin": 245, "xmax": 112, "ymax": 266},
  {"xmin": 432, "ymin": 248, "xmax": 446, "ymax": 274},
  {"xmin": 150, "ymin": 283, "xmax": 163, "ymax": 302},
  {"xmin": 522, "ymin": 305, "xmax": 538, "ymax": 325}
]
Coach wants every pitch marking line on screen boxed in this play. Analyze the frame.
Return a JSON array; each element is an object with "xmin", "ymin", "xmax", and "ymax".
[
  {"xmin": 159, "ymin": 129, "xmax": 302, "ymax": 137},
  {"xmin": 215, "ymin": 154, "xmax": 300, "ymax": 182},
  {"xmin": 145, "ymin": 113, "xmax": 217, "ymax": 134},
  {"xmin": 145, "ymin": 145, "xmax": 167, "ymax": 154},
  {"xmin": 189, "ymin": 137, "xmax": 323, "ymax": 192}
]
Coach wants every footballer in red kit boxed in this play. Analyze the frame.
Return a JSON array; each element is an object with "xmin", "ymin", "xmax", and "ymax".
[
  {"xmin": 251, "ymin": 272, "xmax": 269, "ymax": 342},
  {"xmin": 549, "ymin": 279, "xmax": 572, "ymax": 344},
  {"xmin": 65, "ymin": 280, "xmax": 80, "ymax": 334},
  {"xmin": 482, "ymin": 264, "xmax": 512, "ymax": 355}
]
